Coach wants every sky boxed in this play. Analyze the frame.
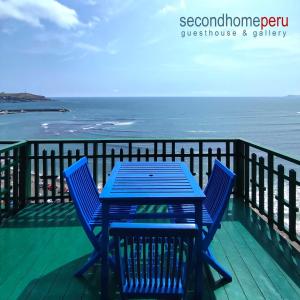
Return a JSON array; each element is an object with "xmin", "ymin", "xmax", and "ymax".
[{"xmin": 0, "ymin": 0, "xmax": 300, "ymax": 97}]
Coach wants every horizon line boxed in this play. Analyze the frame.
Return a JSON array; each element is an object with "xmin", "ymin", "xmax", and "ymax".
[{"xmin": 49, "ymin": 95, "xmax": 298, "ymax": 98}]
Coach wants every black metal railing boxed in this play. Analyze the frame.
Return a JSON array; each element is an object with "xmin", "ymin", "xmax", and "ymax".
[
  {"xmin": 0, "ymin": 141, "xmax": 30, "ymax": 221},
  {"xmin": 26, "ymin": 139, "xmax": 235, "ymax": 204},
  {"xmin": 237, "ymin": 140, "xmax": 300, "ymax": 243},
  {"xmin": 0, "ymin": 138, "xmax": 299, "ymax": 245}
]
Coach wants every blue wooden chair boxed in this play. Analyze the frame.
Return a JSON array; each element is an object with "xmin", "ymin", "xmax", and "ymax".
[
  {"xmin": 110, "ymin": 223, "xmax": 198, "ymax": 300},
  {"xmin": 168, "ymin": 160, "xmax": 236, "ymax": 281},
  {"xmin": 63, "ymin": 157, "xmax": 137, "ymax": 276}
]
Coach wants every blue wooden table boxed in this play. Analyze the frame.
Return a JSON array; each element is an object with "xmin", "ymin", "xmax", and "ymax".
[{"xmin": 99, "ymin": 162, "xmax": 206, "ymax": 299}]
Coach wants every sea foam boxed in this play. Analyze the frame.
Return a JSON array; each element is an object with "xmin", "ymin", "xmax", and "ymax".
[{"xmin": 187, "ymin": 130, "xmax": 216, "ymax": 133}]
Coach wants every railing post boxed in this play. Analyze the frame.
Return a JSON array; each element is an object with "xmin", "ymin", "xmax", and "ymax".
[
  {"xmin": 244, "ymin": 143, "xmax": 250, "ymax": 204},
  {"xmin": 59, "ymin": 142, "xmax": 64, "ymax": 202},
  {"xmin": 102, "ymin": 142, "xmax": 107, "ymax": 186},
  {"xmin": 234, "ymin": 139, "xmax": 245, "ymax": 199},
  {"xmin": 19, "ymin": 142, "xmax": 31, "ymax": 208},
  {"xmin": 198, "ymin": 141, "xmax": 203, "ymax": 188},
  {"xmin": 289, "ymin": 169, "xmax": 297, "ymax": 241},
  {"xmin": 267, "ymin": 153, "xmax": 274, "ymax": 224},
  {"xmin": 258, "ymin": 157, "xmax": 265, "ymax": 214},
  {"xmin": 277, "ymin": 164, "xmax": 285, "ymax": 231},
  {"xmin": 4, "ymin": 151, "xmax": 10, "ymax": 212},
  {"xmin": 251, "ymin": 153, "xmax": 257, "ymax": 208}
]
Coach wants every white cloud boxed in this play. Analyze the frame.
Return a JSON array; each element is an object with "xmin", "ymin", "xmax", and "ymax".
[
  {"xmin": 75, "ymin": 42, "xmax": 102, "ymax": 52},
  {"xmin": 105, "ymin": 39, "xmax": 119, "ymax": 55},
  {"xmin": 158, "ymin": 0, "xmax": 186, "ymax": 15},
  {"xmin": 143, "ymin": 37, "xmax": 162, "ymax": 46},
  {"xmin": 85, "ymin": 16, "xmax": 102, "ymax": 28},
  {"xmin": 0, "ymin": 0, "xmax": 80, "ymax": 29},
  {"xmin": 1, "ymin": 26, "xmax": 16, "ymax": 35},
  {"xmin": 101, "ymin": 0, "xmax": 135, "ymax": 18},
  {"xmin": 85, "ymin": 0, "xmax": 97, "ymax": 6},
  {"xmin": 75, "ymin": 40, "xmax": 119, "ymax": 55}
]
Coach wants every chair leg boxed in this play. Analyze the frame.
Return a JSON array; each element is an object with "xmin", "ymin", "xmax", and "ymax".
[
  {"xmin": 203, "ymin": 248, "xmax": 232, "ymax": 282},
  {"xmin": 75, "ymin": 250, "xmax": 102, "ymax": 277}
]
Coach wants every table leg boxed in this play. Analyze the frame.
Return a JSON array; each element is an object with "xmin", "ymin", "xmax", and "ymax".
[
  {"xmin": 195, "ymin": 201, "xmax": 203, "ymax": 299},
  {"xmin": 101, "ymin": 203, "xmax": 109, "ymax": 299}
]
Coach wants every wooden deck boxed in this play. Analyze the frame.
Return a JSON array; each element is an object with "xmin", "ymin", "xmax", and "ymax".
[{"xmin": 0, "ymin": 199, "xmax": 300, "ymax": 300}]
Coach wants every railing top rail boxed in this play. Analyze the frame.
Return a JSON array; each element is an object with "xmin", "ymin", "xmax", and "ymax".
[
  {"xmin": 0, "ymin": 137, "xmax": 299, "ymax": 164},
  {"xmin": 240, "ymin": 139, "xmax": 300, "ymax": 165},
  {"xmin": 0, "ymin": 140, "xmax": 20, "ymax": 144},
  {"xmin": 27, "ymin": 138, "xmax": 237, "ymax": 143},
  {"xmin": 0, "ymin": 141, "xmax": 27, "ymax": 154}
]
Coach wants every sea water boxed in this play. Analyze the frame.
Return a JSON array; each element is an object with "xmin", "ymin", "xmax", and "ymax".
[
  {"xmin": 1, "ymin": 97, "xmax": 299, "ymax": 231},
  {"xmin": 0, "ymin": 97, "xmax": 299, "ymax": 157}
]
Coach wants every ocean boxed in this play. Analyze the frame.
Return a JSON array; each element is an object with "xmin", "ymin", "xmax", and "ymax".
[
  {"xmin": 0, "ymin": 97, "xmax": 299, "ymax": 157},
  {"xmin": 1, "ymin": 97, "xmax": 299, "ymax": 230}
]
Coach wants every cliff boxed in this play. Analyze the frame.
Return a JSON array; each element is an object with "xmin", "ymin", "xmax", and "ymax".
[{"xmin": 0, "ymin": 92, "xmax": 51, "ymax": 102}]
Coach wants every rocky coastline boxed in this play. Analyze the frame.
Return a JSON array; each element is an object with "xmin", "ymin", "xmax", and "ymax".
[{"xmin": 0, "ymin": 92, "xmax": 51, "ymax": 102}]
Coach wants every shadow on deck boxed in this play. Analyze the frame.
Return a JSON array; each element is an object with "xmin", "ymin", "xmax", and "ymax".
[{"xmin": 0, "ymin": 199, "xmax": 300, "ymax": 299}]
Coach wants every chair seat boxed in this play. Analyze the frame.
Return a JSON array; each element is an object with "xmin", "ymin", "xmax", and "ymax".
[
  {"xmin": 89, "ymin": 204, "xmax": 137, "ymax": 226},
  {"xmin": 123, "ymin": 278, "xmax": 184, "ymax": 297},
  {"xmin": 168, "ymin": 204, "xmax": 213, "ymax": 225}
]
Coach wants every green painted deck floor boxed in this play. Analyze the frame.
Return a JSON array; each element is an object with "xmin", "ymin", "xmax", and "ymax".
[{"xmin": 1, "ymin": 200, "xmax": 300, "ymax": 300}]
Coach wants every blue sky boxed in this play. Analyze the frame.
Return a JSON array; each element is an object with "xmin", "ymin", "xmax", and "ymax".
[{"xmin": 0, "ymin": 0, "xmax": 299, "ymax": 97}]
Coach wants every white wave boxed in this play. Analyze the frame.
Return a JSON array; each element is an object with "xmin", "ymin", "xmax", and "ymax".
[
  {"xmin": 102, "ymin": 121, "xmax": 135, "ymax": 126},
  {"xmin": 297, "ymin": 112, "xmax": 300, "ymax": 114},
  {"xmin": 115, "ymin": 121, "xmax": 135, "ymax": 126},
  {"xmin": 68, "ymin": 130, "xmax": 77, "ymax": 133},
  {"xmin": 82, "ymin": 126, "xmax": 96, "ymax": 130},
  {"xmin": 187, "ymin": 130, "xmax": 216, "ymax": 133},
  {"xmin": 41, "ymin": 123, "xmax": 49, "ymax": 128}
]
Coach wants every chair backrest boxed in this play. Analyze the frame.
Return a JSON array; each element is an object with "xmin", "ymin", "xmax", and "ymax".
[
  {"xmin": 203, "ymin": 160, "xmax": 236, "ymax": 247},
  {"xmin": 63, "ymin": 157, "xmax": 100, "ymax": 248},
  {"xmin": 110, "ymin": 223, "xmax": 197, "ymax": 298}
]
